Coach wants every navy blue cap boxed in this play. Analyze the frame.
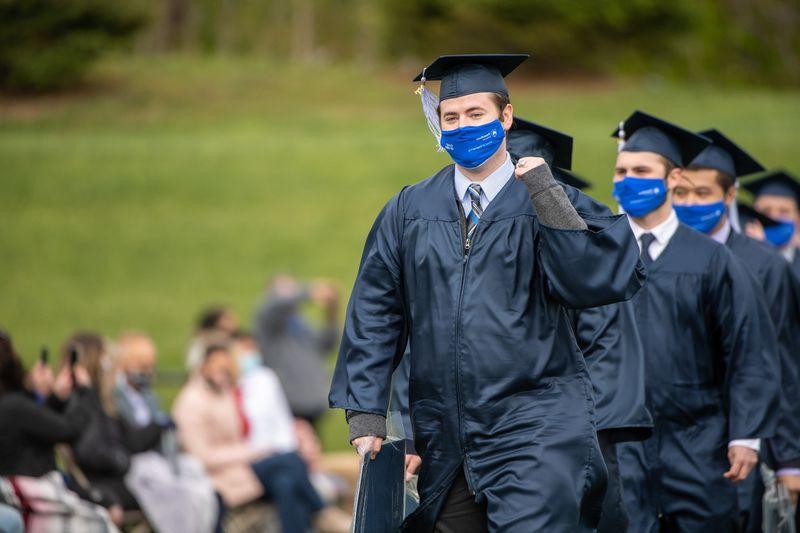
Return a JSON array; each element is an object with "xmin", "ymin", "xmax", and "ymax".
[
  {"xmin": 554, "ymin": 168, "xmax": 591, "ymax": 190},
  {"xmin": 413, "ymin": 54, "xmax": 529, "ymax": 101},
  {"xmin": 611, "ymin": 110, "xmax": 711, "ymax": 166},
  {"xmin": 742, "ymin": 170, "xmax": 800, "ymax": 205},
  {"xmin": 737, "ymin": 202, "xmax": 780, "ymax": 228},
  {"xmin": 507, "ymin": 117, "xmax": 573, "ymax": 170},
  {"xmin": 689, "ymin": 129, "xmax": 764, "ymax": 178}
]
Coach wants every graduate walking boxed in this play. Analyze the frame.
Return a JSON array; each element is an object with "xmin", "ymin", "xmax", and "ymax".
[
  {"xmin": 673, "ymin": 130, "xmax": 800, "ymax": 531},
  {"xmin": 612, "ymin": 111, "xmax": 781, "ymax": 532},
  {"xmin": 329, "ymin": 54, "xmax": 645, "ymax": 532},
  {"xmin": 507, "ymin": 117, "xmax": 654, "ymax": 533}
]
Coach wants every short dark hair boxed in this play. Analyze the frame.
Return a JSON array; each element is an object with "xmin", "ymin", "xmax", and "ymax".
[
  {"xmin": 685, "ymin": 164, "xmax": 735, "ymax": 191},
  {"xmin": 203, "ymin": 342, "xmax": 230, "ymax": 362},
  {"xmin": 659, "ymin": 156, "xmax": 677, "ymax": 177},
  {"xmin": 196, "ymin": 306, "xmax": 229, "ymax": 332}
]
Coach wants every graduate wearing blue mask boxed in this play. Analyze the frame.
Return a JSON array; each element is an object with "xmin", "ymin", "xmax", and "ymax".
[
  {"xmin": 611, "ymin": 111, "xmax": 780, "ymax": 532},
  {"xmin": 743, "ymin": 171, "xmax": 800, "ymax": 281},
  {"xmin": 330, "ymin": 55, "xmax": 646, "ymax": 532},
  {"xmin": 678, "ymin": 132, "xmax": 800, "ymax": 532}
]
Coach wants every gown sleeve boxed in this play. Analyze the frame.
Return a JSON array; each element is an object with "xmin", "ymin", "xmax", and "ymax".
[
  {"xmin": 537, "ymin": 211, "xmax": 646, "ymax": 310},
  {"xmin": 328, "ymin": 191, "xmax": 409, "ymax": 417},
  {"xmin": 710, "ymin": 247, "xmax": 781, "ymax": 441},
  {"xmin": 573, "ymin": 300, "xmax": 653, "ymax": 443},
  {"xmin": 762, "ymin": 259, "xmax": 800, "ymax": 467}
]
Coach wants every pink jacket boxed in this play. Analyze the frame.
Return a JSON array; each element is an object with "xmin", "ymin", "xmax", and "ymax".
[{"xmin": 172, "ymin": 377, "xmax": 268, "ymax": 507}]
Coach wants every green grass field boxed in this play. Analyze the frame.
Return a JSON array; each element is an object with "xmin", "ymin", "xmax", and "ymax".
[{"xmin": 1, "ymin": 55, "xmax": 799, "ymax": 450}]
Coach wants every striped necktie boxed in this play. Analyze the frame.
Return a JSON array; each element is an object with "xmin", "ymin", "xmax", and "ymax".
[{"xmin": 466, "ymin": 184, "xmax": 483, "ymax": 240}]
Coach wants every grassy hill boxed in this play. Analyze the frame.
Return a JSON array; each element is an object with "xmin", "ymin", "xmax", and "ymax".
[{"xmin": 1, "ymin": 55, "xmax": 798, "ymax": 449}]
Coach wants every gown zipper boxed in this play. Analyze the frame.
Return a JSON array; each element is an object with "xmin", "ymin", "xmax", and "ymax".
[{"xmin": 456, "ymin": 199, "xmax": 477, "ymax": 494}]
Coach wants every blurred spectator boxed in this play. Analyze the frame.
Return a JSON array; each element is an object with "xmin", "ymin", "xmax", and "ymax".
[
  {"xmin": 0, "ymin": 502, "xmax": 23, "ymax": 533},
  {"xmin": 231, "ymin": 331, "xmax": 347, "ymax": 504},
  {"xmin": 186, "ymin": 305, "xmax": 239, "ymax": 371},
  {"xmin": 254, "ymin": 276, "xmax": 339, "ymax": 425},
  {"xmin": 63, "ymin": 332, "xmax": 160, "ymax": 512},
  {"xmin": 173, "ymin": 341, "xmax": 349, "ymax": 533},
  {"xmin": 113, "ymin": 332, "xmax": 170, "ymax": 428},
  {"xmin": 0, "ymin": 327, "xmax": 118, "ymax": 531},
  {"xmin": 112, "ymin": 331, "xmax": 218, "ymax": 533}
]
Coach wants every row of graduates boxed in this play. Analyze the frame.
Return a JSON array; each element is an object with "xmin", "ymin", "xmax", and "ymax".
[{"xmin": 329, "ymin": 54, "xmax": 800, "ymax": 532}]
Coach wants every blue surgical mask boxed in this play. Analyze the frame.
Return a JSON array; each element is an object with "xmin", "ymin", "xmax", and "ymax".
[
  {"xmin": 612, "ymin": 176, "xmax": 668, "ymax": 217},
  {"xmin": 674, "ymin": 201, "xmax": 726, "ymax": 234},
  {"xmin": 238, "ymin": 351, "xmax": 261, "ymax": 375},
  {"xmin": 440, "ymin": 119, "xmax": 505, "ymax": 169},
  {"xmin": 764, "ymin": 219, "xmax": 796, "ymax": 247}
]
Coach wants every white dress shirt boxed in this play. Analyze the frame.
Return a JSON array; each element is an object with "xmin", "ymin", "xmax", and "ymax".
[
  {"xmin": 628, "ymin": 209, "xmax": 759, "ymax": 452},
  {"xmin": 454, "ymin": 152, "xmax": 515, "ymax": 216},
  {"xmin": 710, "ymin": 219, "xmax": 732, "ymax": 245}
]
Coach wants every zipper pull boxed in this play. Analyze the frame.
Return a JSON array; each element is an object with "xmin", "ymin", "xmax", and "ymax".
[{"xmin": 464, "ymin": 237, "xmax": 471, "ymax": 255}]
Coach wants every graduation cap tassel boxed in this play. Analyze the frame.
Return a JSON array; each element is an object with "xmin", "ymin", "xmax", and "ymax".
[
  {"xmin": 617, "ymin": 120, "xmax": 626, "ymax": 152},
  {"xmin": 415, "ymin": 74, "xmax": 444, "ymax": 152}
]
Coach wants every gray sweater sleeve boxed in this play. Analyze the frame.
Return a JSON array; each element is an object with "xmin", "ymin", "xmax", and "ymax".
[
  {"xmin": 520, "ymin": 164, "xmax": 588, "ymax": 230},
  {"xmin": 346, "ymin": 410, "xmax": 387, "ymax": 442}
]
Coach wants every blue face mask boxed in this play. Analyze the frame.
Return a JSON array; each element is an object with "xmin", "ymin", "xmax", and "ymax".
[
  {"xmin": 237, "ymin": 351, "xmax": 261, "ymax": 375},
  {"xmin": 764, "ymin": 219, "xmax": 796, "ymax": 247},
  {"xmin": 674, "ymin": 201, "xmax": 726, "ymax": 234},
  {"xmin": 612, "ymin": 176, "xmax": 668, "ymax": 217},
  {"xmin": 440, "ymin": 119, "xmax": 505, "ymax": 169}
]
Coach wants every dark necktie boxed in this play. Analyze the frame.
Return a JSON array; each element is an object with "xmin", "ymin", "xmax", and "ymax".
[{"xmin": 640, "ymin": 232, "xmax": 656, "ymax": 266}]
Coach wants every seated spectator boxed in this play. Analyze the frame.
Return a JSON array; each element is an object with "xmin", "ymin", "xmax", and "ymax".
[
  {"xmin": 108, "ymin": 331, "xmax": 218, "ymax": 533},
  {"xmin": 173, "ymin": 341, "xmax": 349, "ymax": 533},
  {"xmin": 231, "ymin": 331, "xmax": 347, "ymax": 503},
  {"xmin": 64, "ymin": 332, "xmax": 162, "ymax": 513},
  {"xmin": 0, "ymin": 327, "xmax": 118, "ymax": 531},
  {"xmin": 253, "ymin": 276, "xmax": 339, "ymax": 426},
  {"xmin": 186, "ymin": 305, "xmax": 239, "ymax": 371},
  {"xmin": 113, "ymin": 332, "xmax": 171, "ymax": 430}
]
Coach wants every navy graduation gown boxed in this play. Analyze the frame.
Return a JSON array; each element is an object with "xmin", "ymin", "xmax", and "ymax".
[
  {"xmin": 561, "ymin": 185, "xmax": 653, "ymax": 442},
  {"xmin": 619, "ymin": 223, "xmax": 780, "ymax": 532},
  {"xmin": 727, "ymin": 231, "xmax": 800, "ymax": 470},
  {"xmin": 727, "ymin": 231, "xmax": 800, "ymax": 533},
  {"xmin": 330, "ymin": 165, "xmax": 645, "ymax": 532}
]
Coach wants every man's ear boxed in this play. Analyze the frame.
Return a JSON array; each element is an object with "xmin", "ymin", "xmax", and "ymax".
[
  {"xmin": 501, "ymin": 104, "xmax": 514, "ymax": 131},
  {"xmin": 723, "ymin": 185, "xmax": 737, "ymax": 207}
]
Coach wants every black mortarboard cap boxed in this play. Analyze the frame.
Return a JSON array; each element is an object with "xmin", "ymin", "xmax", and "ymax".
[
  {"xmin": 611, "ymin": 110, "xmax": 711, "ymax": 166},
  {"xmin": 689, "ymin": 129, "xmax": 764, "ymax": 178},
  {"xmin": 742, "ymin": 170, "xmax": 800, "ymax": 205},
  {"xmin": 413, "ymin": 54, "xmax": 529, "ymax": 101},
  {"xmin": 736, "ymin": 202, "xmax": 780, "ymax": 228},
  {"xmin": 554, "ymin": 168, "xmax": 591, "ymax": 190},
  {"xmin": 507, "ymin": 117, "xmax": 573, "ymax": 170}
]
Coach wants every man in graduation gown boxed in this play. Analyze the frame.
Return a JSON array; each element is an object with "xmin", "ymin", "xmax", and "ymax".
[
  {"xmin": 673, "ymin": 130, "xmax": 800, "ymax": 531},
  {"xmin": 611, "ymin": 110, "xmax": 780, "ymax": 532},
  {"xmin": 743, "ymin": 170, "xmax": 800, "ymax": 281},
  {"xmin": 328, "ymin": 54, "xmax": 646, "ymax": 532},
  {"xmin": 507, "ymin": 117, "xmax": 653, "ymax": 533}
]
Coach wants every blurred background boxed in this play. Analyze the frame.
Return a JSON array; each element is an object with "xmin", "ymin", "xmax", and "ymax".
[{"xmin": 1, "ymin": 0, "xmax": 799, "ymax": 451}]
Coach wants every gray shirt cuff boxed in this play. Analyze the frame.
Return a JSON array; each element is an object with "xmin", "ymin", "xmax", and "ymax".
[
  {"xmin": 346, "ymin": 411, "xmax": 387, "ymax": 442},
  {"xmin": 520, "ymin": 164, "xmax": 588, "ymax": 231}
]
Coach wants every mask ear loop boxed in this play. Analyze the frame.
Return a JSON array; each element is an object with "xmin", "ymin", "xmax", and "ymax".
[
  {"xmin": 415, "ymin": 68, "xmax": 444, "ymax": 152},
  {"xmin": 728, "ymin": 182, "xmax": 742, "ymax": 232}
]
